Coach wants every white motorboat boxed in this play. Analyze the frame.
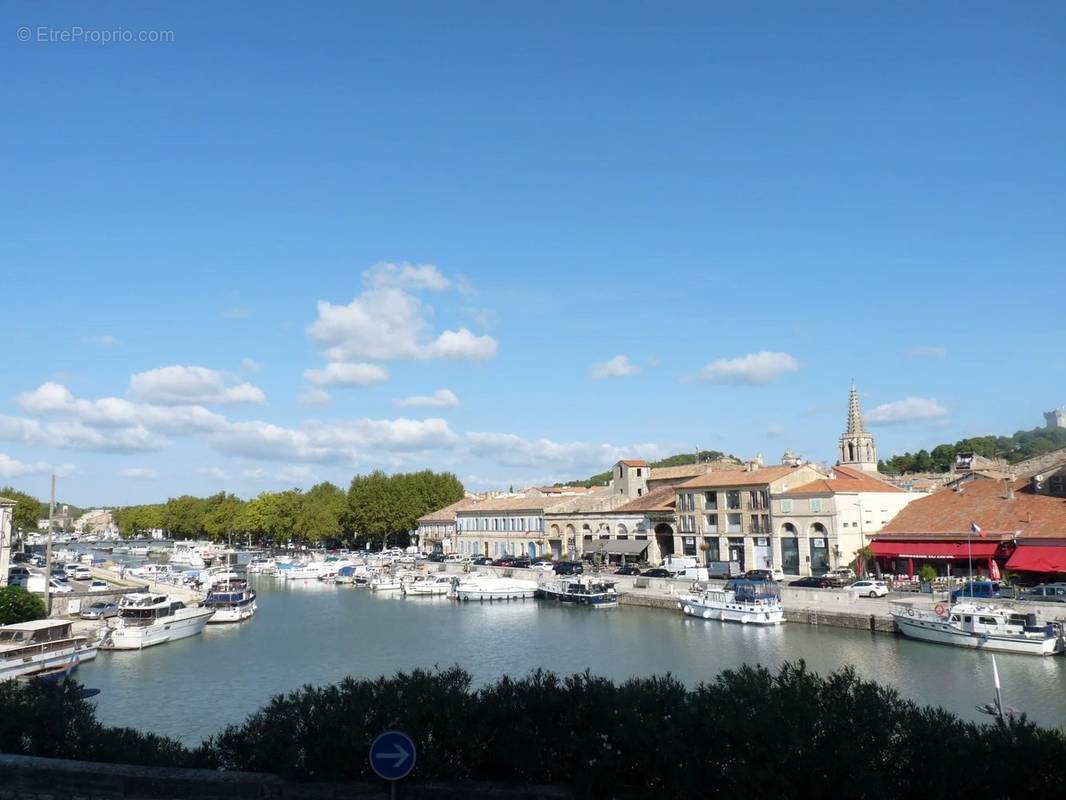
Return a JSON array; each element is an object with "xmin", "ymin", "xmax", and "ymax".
[
  {"xmin": 678, "ymin": 579, "xmax": 785, "ymax": 625},
  {"xmin": 536, "ymin": 577, "xmax": 619, "ymax": 608},
  {"xmin": 205, "ymin": 580, "xmax": 257, "ymax": 623},
  {"xmin": 403, "ymin": 574, "xmax": 456, "ymax": 596},
  {"xmin": 128, "ymin": 545, "xmax": 150, "ymax": 558},
  {"xmin": 99, "ymin": 593, "xmax": 215, "ymax": 649},
  {"xmin": 0, "ymin": 620, "xmax": 98, "ymax": 682},
  {"xmin": 370, "ymin": 574, "xmax": 403, "ymax": 592},
  {"xmin": 454, "ymin": 575, "xmax": 538, "ymax": 601},
  {"xmin": 112, "ymin": 544, "xmax": 130, "ymax": 555},
  {"xmin": 279, "ymin": 562, "xmax": 329, "ymax": 581},
  {"xmin": 891, "ymin": 602, "xmax": 1065, "ymax": 656}
]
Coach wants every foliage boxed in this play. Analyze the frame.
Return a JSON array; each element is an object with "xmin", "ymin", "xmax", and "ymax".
[
  {"xmin": 346, "ymin": 470, "xmax": 465, "ymax": 549},
  {"xmin": 561, "ymin": 451, "xmax": 737, "ymax": 488},
  {"xmin": 918, "ymin": 563, "xmax": 938, "ymax": 583},
  {"xmin": 0, "ymin": 586, "xmax": 46, "ymax": 625},
  {"xmin": 880, "ymin": 426, "xmax": 1066, "ymax": 475},
  {"xmin": 3, "ymin": 664, "xmax": 1066, "ymax": 796},
  {"xmin": 0, "ymin": 486, "xmax": 47, "ymax": 533}
]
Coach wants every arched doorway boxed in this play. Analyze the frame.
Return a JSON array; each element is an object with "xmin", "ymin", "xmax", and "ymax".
[
  {"xmin": 654, "ymin": 523, "xmax": 675, "ymax": 560},
  {"xmin": 780, "ymin": 523, "xmax": 799, "ymax": 575},
  {"xmin": 527, "ymin": 541, "xmax": 537, "ymax": 559},
  {"xmin": 616, "ymin": 523, "xmax": 628, "ymax": 538},
  {"xmin": 809, "ymin": 523, "xmax": 829, "ymax": 575}
]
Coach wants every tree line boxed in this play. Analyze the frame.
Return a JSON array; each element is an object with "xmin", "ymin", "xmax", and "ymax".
[
  {"xmin": 109, "ymin": 470, "xmax": 464, "ymax": 549},
  {"xmin": 560, "ymin": 450, "xmax": 737, "ymax": 488},
  {"xmin": 879, "ymin": 426, "xmax": 1066, "ymax": 475}
]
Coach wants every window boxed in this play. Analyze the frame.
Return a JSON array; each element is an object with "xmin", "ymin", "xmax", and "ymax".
[
  {"xmin": 781, "ymin": 499, "xmax": 793, "ymax": 514},
  {"xmin": 679, "ymin": 493, "xmax": 695, "ymax": 512},
  {"xmin": 727, "ymin": 513, "xmax": 742, "ymax": 533},
  {"xmin": 683, "ymin": 536, "xmax": 697, "ymax": 556},
  {"xmin": 781, "ymin": 537, "xmax": 799, "ymax": 575},
  {"xmin": 705, "ymin": 514, "xmax": 718, "ymax": 533},
  {"xmin": 618, "ymin": 466, "xmax": 623, "ymax": 477},
  {"xmin": 637, "ymin": 488, "xmax": 643, "ymax": 496},
  {"xmin": 704, "ymin": 491, "xmax": 717, "ymax": 509},
  {"xmin": 749, "ymin": 490, "xmax": 768, "ymax": 510},
  {"xmin": 636, "ymin": 468, "xmax": 642, "ymax": 477},
  {"xmin": 726, "ymin": 490, "xmax": 741, "ymax": 510},
  {"xmin": 809, "ymin": 499, "xmax": 822, "ymax": 513}
]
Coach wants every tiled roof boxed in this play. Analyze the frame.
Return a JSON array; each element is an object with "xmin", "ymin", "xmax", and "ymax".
[
  {"xmin": 537, "ymin": 485, "xmax": 599, "ymax": 494},
  {"xmin": 676, "ymin": 465, "xmax": 809, "ymax": 490},
  {"xmin": 614, "ymin": 486, "xmax": 676, "ymax": 513},
  {"xmin": 782, "ymin": 466, "xmax": 903, "ymax": 496},
  {"xmin": 0, "ymin": 496, "xmax": 15, "ymax": 506},
  {"xmin": 647, "ymin": 461, "xmax": 741, "ymax": 481},
  {"xmin": 619, "ymin": 459, "xmax": 649, "ymax": 467},
  {"xmin": 543, "ymin": 488, "xmax": 633, "ymax": 514},
  {"xmin": 453, "ymin": 493, "xmax": 575, "ymax": 514},
  {"xmin": 876, "ymin": 477, "xmax": 1066, "ymax": 540},
  {"xmin": 416, "ymin": 497, "xmax": 483, "ymax": 523}
]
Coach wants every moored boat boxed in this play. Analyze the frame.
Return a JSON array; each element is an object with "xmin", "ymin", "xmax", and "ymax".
[
  {"xmin": 0, "ymin": 620, "xmax": 98, "ymax": 681},
  {"xmin": 205, "ymin": 579, "xmax": 258, "ymax": 623},
  {"xmin": 678, "ymin": 579, "xmax": 784, "ymax": 625},
  {"xmin": 891, "ymin": 602, "xmax": 1065, "ymax": 656},
  {"xmin": 99, "ymin": 593, "xmax": 215, "ymax": 650},
  {"xmin": 536, "ymin": 577, "xmax": 619, "ymax": 608},
  {"xmin": 403, "ymin": 574, "xmax": 456, "ymax": 596},
  {"xmin": 454, "ymin": 575, "xmax": 538, "ymax": 601}
]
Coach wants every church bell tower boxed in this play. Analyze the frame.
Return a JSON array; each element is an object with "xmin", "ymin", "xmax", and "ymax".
[{"xmin": 838, "ymin": 383, "xmax": 878, "ymax": 472}]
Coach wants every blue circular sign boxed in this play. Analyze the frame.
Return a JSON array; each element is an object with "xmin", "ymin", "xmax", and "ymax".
[{"xmin": 369, "ymin": 730, "xmax": 417, "ymax": 781}]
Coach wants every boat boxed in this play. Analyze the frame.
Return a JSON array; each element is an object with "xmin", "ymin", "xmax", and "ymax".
[
  {"xmin": 205, "ymin": 579, "xmax": 257, "ymax": 623},
  {"xmin": 403, "ymin": 575, "xmax": 456, "ymax": 597},
  {"xmin": 112, "ymin": 544, "xmax": 130, "ymax": 555},
  {"xmin": 0, "ymin": 620, "xmax": 98, "ymax": 681},
  {"xmin": 128, "ymin": 545, "xmax": 150, "ymax": 558},
  {"xmin": 454, "ymin": 575, "xmax": 538, "ymax": 601},
  {"xmin": 677, "ymin": 579, "xmax": 785, "ymax": 625},
  {"xmin": 99, "ymin": 593, "xmax": 215, "ymax": 650},
  {"xmin": 890, "ymin": 602, "xmax": 1065, "ymax": 656},
  {"xmin": 370, "ymin": 574, "xmax": 403, "ymax": 592},
  {"xmin": 535, "ymin": 577, "xmax": 619, "ymax": 608},
  {"xmin": 279, "ymin": 562, "xmax": 328, "ymax": 581}
]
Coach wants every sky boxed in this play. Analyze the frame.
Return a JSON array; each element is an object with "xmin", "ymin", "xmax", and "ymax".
[{"xmin": 1, "ymin": 2, "xmax": 1064, "ymax": 506}]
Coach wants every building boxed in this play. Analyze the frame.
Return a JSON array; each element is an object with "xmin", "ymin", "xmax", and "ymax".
[
  {"xmin": 454, "ymin": 491, "xmax": 578, "ymax": 559},
  {"xmin": 1044, "ymin": 408, "xmax": 1066, "ymax": 429},
  {"xmin": 838, "ymin": 383, "xmax": 878, "ymax": 472},
  {"xmin": 74, "ymin": 509, "xmax": 116, "ymax": 537},
  {"xmin": 773, "ymin": 466, "xmax": 918, "ymax": 576},
  {"xmin": 870, "ymin": 463, "xmax": 1066, "ymax": 578},
  {"xmin": 0, "ymin": 497, "xmax": 15, "ymax": 587},
  {"xmin": 415, "ymin": 496, "xmax": 485, "ymax": 554}
]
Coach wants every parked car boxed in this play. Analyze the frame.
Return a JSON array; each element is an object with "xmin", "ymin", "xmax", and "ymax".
[
  {"xmin": 492, "ymin": 557, "xmax": 518, "ymax": 567},
  {"xmin": 11, "ymin": 551, "xmax": 31, "ymax": 564},
  {"xmin": 443, "ymin": 554, "xmax": 465, "ymax": 563},
  {"xmin": 510, "ymin": 557, "xmax": 532, "ymax": 569},
  {"xmin": 827, "ymin": 567, "xmax": 856, "ymax": 583},
  {"xmin": 471, "ymin": 556, "xmax": 494, "ymax": 566},
  {"xmin": 48, "ymin": 578, "xmax": 73, "ymax": 594},
  {"xmin": 80, "ymin": 601, "xmax": 118, "ymax": 619},
  {"xmin": 30, "ymin": 556, "xmax": 46, "ymax": 568},
  {"xmin": 88, "ymin": 579, "xmax": 111, "ymax": 592},
  {"xmin": 951, "ymin": 580, "xmax": 1005, "ymax": 603},
  {"xmin": 50, "ymin": 566, "xmax": 69, "ymax": 581},
  {"xmin": 744, "ymin": 568, "xmax": 784, "ymax": 582},
  {"xmin": 614, "ymin": 565, "xmax": 642, "ymax": 576},
  {"xmin": 847, "ymin": 579, "xmax": 888, "ymax": 598},
  {"xmin": 789, "ymin": 575, "xmax": 834, "ymax": 589},
  {"xmin": 530, "ymin": 561, "xmax": 556, "ymax": 572},
  {"xmin": 642, "ymin": 568, "xmax": 673, "ymax": 578},
  {"xmin": 73, "ymin": 565, "xmax": 93, "ymax": 581},
  {"xmin": 1017, "ymin": 583, "xmax": 1066, "ymax": 603},
  {"xmin": 553, "ymin": 561, "xmax": 584, "ymax": 576},
  {"xmin": 426, "ymin": 552, "xmax": 446, "ymax": 563},
  {"xmin": 6, "ymin": 566, "xmax": 31, "ymax": 587}
]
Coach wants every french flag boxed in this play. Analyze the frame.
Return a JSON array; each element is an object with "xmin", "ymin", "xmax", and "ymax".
[{"xmin": 971, "ymin": 521, "xmax": 986, "ymax": 538}]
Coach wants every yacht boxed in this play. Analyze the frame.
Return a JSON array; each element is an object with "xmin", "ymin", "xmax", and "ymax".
[
  {"xmin": 0, "ymin": 620, "xmax": 98, "ymax": 681},
  {"xmin": 678, "ymin": 579, "xmax": 785, "ymax": 625},
  {"xmin": 536, "ymin": 577, "xmax": 619, "ymax": 608},
  {"xmin": 403, "ymin": 574, "xmax": 456, "ymax": 597},
  {"xmin": 891, "ymin": 602, "xmax": 1065, "ymax": 656},
  {"xmin": 279, "ymin": 561, "xmax": 328, "ymax": 581},
  {"xmin": 99, "ymin": 593, "xmax": 215, "ymax": 649},
  {"xmin": 205, "ymin": 579, "xmax": 257, "ymax": 623},
  {"xmin": 112, "ymin": 544, "xmax": 130, "ymax": 555},
  {"xmin": 454, "ymin": 575, "xmax": 538, "ymax": 601},
  {"xmin": 169, "ymin": 541, "xmax": 207, "ymax": 568},
  {"xmin": 128, "ymin": 545, "xmax": 150, "ymax": 558},
  {"xmin": 369, "ymin": 573, "xmax": 403, "ymax": 592}
]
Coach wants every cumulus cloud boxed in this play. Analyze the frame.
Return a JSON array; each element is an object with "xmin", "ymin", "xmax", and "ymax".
[
  {"xmin": 130, "ymin": 366, "xmax": 266, "ymax": 406},
  {"xmin": 590, "ymin": 355, "xmax": 638, "ymax": 379},
  {"xmin": 298, "ymin": 388, "xmax": 332, "ymax": 407},
  {"xmin": 866, "ymin": 397, "xmax": 948, "ymax": 425},
  {"xmin": 0, "ymin": 414, "xmax": 164, "ymax": 453},
  {"xmin": 365, "ymin": 261, "xmax": 452, "ymax": 292},
  {"xmin": 0, "ymin": 453, "xmax": 66, "ymax": 479},
  {"xmin": 240, "ymin": 358, "xmax": 262, "ymax": 372},
  {"xmin": 698, "ymin": 351, "xmax": 799, "ymax": 385},
  {"xmin": 118, "ymin": 467, "xmax": 157, "ymax": 480},
  {"xmin": 425, "ymin": 328, "xmax": 498, "ymax": 361},
  {"xmin": 82, "ymin": 334, "xmax": 121, "ymax": 347},
  {"xmin": 397, "ymin": 389, "xmax": 459, "ymax": 409},
  {"xmin": 303, "ymin": 362, "xmax": 389, "ymax": 387},
  {"xmin": 905, "ymin": 345, "xmax": 948, "ymax": 359},
  {"xmin": 466, "ymin": 431, "xmax": 664, "ymax": 470}
]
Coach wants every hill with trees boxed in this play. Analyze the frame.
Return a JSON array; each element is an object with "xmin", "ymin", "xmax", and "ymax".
[
  {"xmin": 559, "ymin": 450, "xmax": 738, "ymax": 487},
  {"xmin": 879, "ymin": 425, "xmax": 1066, "ymax": 475}
]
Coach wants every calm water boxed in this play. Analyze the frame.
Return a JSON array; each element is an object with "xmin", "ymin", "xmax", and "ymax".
[{"xmin": 76, "ymin": 576, "xmax": 1066, "ymax": 744}]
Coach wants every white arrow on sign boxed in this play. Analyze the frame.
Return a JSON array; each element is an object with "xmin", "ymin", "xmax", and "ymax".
[{"xmin": 374, "ymin": 744, "xmax": 410, "ymax": 768}]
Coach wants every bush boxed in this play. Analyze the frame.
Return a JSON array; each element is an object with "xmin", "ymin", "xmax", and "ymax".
[
  {"xmin": 918, "ymin": 563, "xmax": 938, "ymax": 583},
  {"xmin": 0, "ymin": 585, "xmax": 46, "ymax": 625}
]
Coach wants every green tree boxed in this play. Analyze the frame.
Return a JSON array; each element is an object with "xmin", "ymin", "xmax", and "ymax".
[
  {"xmin": 0, "ymin": 487, "xmax": 45, "ymax": 534},
  {"xmin": 346, "ymin": 470, "xmax": 464, "ymax": 549},
  {"xmin": 0, "ymin": 586, "xmax": 46, "ymax": 625},
  {"xmin": 202, "ymin": 493, "xmax": 245, "ymax": 543}
]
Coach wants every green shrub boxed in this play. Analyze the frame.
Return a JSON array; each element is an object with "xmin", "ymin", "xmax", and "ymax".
[
  {"xmin": 918, "ymin": 563, "xmax": 938, "ymax": 583},
  {"xmin": 0, "ymin": 585, "xmax": 46, "ymax": 625}
]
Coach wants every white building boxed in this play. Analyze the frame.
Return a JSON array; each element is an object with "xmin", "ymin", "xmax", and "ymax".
[{"xmin": 0, "ymin": 497, "xmax": 15, "ymax": 587}]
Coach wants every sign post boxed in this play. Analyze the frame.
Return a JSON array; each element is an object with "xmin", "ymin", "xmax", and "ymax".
[{"xmin": 369, "ymin": 730, "xmax": 416, "ymax": 798}]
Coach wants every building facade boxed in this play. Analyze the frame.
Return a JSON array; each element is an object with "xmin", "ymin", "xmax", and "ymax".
[
  {"xmin": 1045, "ymin": 409, "xmax": 1066, "ymax": 429},
  {"xmin": 0, "ymin": 497, "xmax": 14, "ymax": 587},
  {"xmin": 454, "ymin": 491, "xmax": 577, "ymax": 559}
]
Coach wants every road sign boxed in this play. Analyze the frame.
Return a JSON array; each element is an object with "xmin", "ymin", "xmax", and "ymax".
[{"xmin": 369, "ymin": 730, "xmax": 416, "ymax": 782}]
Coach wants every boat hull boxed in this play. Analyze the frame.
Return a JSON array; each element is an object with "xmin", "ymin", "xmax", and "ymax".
[
  {"xmin": 892, "ymin": 614, "xmax": 1062, "ymax": 655},
  {"xmin": 678, "ymin": 597, "xmax": 784, "ymax": 625},
  {"xmin": 1, "ymin": 645, "xmax": 97, "ymax": 682},
  {"xmin": 535, "ymin": 589, "xmax": 618, "ymax": 608},
  {"xmin": 102, "ymin": 609, "xmax": 215, "ymax": 650},
  {"xmin": 206, "ymin": 600, "xmax": 257, "ymax": 623}
]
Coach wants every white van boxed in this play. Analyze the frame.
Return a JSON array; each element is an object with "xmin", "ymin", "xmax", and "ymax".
[
  {"xmin": 662, "ymin": 555, "xmax": 699, "ymax": 574},
  {"xmin": 673, "ymin": 567, "xmax": 710, "ymax": 581}
]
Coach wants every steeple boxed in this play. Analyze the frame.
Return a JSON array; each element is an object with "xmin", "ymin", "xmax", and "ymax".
[{"xmin": 838, "ymin": 382, "xmax": 878, "ymax": 472}]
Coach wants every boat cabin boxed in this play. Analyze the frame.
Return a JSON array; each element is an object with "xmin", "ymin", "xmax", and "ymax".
[
  {"xmin": 117, "ymin": 593, "xmax": 186, "ymax": 623},
  {"xmin": 0, "ymin": 620, "xmax": 76, "ymax": 649},
  {"xmin": 724, "ymin": 579, "xmax": 781, "ymax": 604},
  {"xmin": 947, "ymin": 605, "xmax": 1054, "ymax": 637}
]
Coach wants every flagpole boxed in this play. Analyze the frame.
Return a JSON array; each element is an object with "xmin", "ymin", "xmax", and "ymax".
[{"xmin": 967, "ymin": 525, "xmax": 974, "ymax": 599}]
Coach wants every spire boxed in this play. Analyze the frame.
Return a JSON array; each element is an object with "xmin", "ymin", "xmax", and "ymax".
[{"xmin": 846, "ymin": 381, "xmax": 865, "ymax": 434}]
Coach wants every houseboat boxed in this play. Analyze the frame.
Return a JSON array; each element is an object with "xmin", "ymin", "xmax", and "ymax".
[
  {"xmin": 536, "ymin": 577, "xmax": 619, "ymax": 608},
  {"xmin": 678, "ymin": 579, "xmax": 784, "ymax": 625},
  {"xmin": 0, "ymin": 620, "xmax": 98, "ymax": 681},
  {"xmin": 891, "ymin": 602, "xmax": 1065, "ymax": 656}
]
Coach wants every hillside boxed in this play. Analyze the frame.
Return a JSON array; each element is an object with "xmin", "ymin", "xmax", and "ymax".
[
  {"xmin": 879, "ymin": 425, "xmax": 1066, "ymax": 475},
  {"xmin": 558, "ymin": 451, "xmax": 737, "ymax": 488}
]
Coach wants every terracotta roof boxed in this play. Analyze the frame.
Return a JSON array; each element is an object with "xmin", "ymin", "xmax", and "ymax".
[
  {"xmin": 453, "ymin": 493, "xmax": 575, "ymax": 514},
  {"xmin": 619, "ymin": 459, "xmax": 648, "ymax": 467},
  {"xmin": 647, "ymin": 461, "xmax": 740, "ymax": 482},
  {"xmin": 537, "ymin": 485, "xmax": 599, "ymax": 495},
  {"xmin": 416, "ymin": 497, "xmax": 483, "ymax": 523},
  {"xmin": 0, "ymin": 496, "xmax": 15, "ymax": 506},
  {"xmin": 676, "ymin": 465, "xmax": 811, "ymax": 490},
  {"xmin": 782, "ymin": 466, "xmax": 903, "ymax": 496},
  {"xmin": 614, "ymin": 486, "xmax": 676, "ymax": 514},
  {"xmin": 876, "ymin": 478, "xmax": 1066, "ymax": 540}
]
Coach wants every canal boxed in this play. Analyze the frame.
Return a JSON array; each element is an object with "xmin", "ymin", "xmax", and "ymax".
[{"xmin": 76, "ymin": 575, "xmax": 1066, "ymax": 744}]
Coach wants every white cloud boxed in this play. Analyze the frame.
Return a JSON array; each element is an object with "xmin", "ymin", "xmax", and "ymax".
[
  {"xmin": 199, "ymin": 467, "xmax": 230, "ymax": 480},
  {"xmin": 118, "ymin": 467, "xmax": 157, "ymax": 480},
  {"xmin": 240, "ymin": 358, "xmax": 262, "ymax": 372},
  {"xmin": 589, "ymin": 355, "xmax": 638, "ymax": 379},
  {"xmin": 365, "ymin": 261, "xmax": 452, "ymax": 292},
  {"xmin": 130, "ymin": 366, "xmax": 266, "ymax": 406},
  {"xmin": 425, "ymin": 328, "xmax": 498, "ymax": 361},
  {"xmin": 466, "ymin": 431, "xmax": 665, "ymax": 470},
  {"xmin": 0, "ymin": 453, "xmax": 66, "ymax": 480},
  {"xmin": 905, "ymin": 345, "xmax": 948, "ymax": 359},
  {"xmin": 221, "ymin": 307, "xmax": 250, "ymax": 320},
  {"xmin": 83, "ymin": 334, "xmax": 121, "ymax": 347},
  {"xmin": 698, "ymin": 351, "xmax": 799, "ymax": 385},
  {"xmin": 298, "ymin": 388, "xmax": 332, "ymax": 406},
  {"xmin": 398, "ymin": 389, "xmax": 459, "ymax": 409},
  {"xmin": 866, "ymin": 397, "xmax": 949, "ymax": 425},
  {"xmin": 304, "ymin": 362, "xmax": 389, "ymax": 387},
  {"xmin": 766, "ymin": 424, "xmax": 786, "ymax": 438},
  {"xmin": 0, "ymin": 414, "xmax": 164, "ymax": 453}
]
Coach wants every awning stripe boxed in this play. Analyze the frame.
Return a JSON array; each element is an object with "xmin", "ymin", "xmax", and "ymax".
[
  {"xmin": 870, "ymin": 540, "xmax": 1001, "ymax": 560},
  {"xmin": 1006, "ymin": 545, "xmax": 1066, "ymax": 573}
]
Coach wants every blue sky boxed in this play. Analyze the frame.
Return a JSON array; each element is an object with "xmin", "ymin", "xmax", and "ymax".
[{"xmin": 2, "ymin": 2, "xmax": 1064, "ymax": 505}]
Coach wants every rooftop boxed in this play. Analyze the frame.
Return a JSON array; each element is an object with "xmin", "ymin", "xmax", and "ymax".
[
  {"xmin": 453, "ymin": 493, "xmax": 575, "ymax": 514},
  {"xmin": 676, "ymin": 464, "xmax": 815, "ymax": 490},
  {"xmin": 416, "ymin": 497, "xmax": 484, "ymax": 524},
  {"xmin": 647, "ymin": 460, "xmax": 741, "ymax": 482},
  {"xmin": 782, "ymin": 465, "xmax": 904, "ymax": 496},
  {"xmin": 614, "ymin": 485, "xmax": 676, "ymax": 514},
  {"xmin": 876, "ymin": 477, "xmax": 1066, "ymax": 540},
  {"xmin": 619, "ymin": 459, "xmax": 649, "ymax": 467}
]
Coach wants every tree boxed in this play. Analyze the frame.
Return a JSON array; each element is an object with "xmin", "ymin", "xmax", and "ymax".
[
  {"xmin": 0, "ymin": 487, "xmax": 45, "ymax": 534},
  {"xmin": 0, "ymin": 586, "xmax": 46, "ymax": 625},
  {"xmin": 202, "ymin": 493, "xmax": 245, "ymax": 543},
  {"xmin": 346, "ymin": 470, "xmax": 464, "ymax": 549},
  {"xmin": 918, "ymin": 563, "xmax": 937, "ymax": 583}
]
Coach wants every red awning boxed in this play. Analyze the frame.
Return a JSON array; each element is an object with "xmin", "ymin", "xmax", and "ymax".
[
  {"xmin": 871, "ymin": 540, "xmax": 1001, "ymax": 560},
  {"xmin": 1006, "ymin": 546, "xmax": 1066, "ymax": 573}
]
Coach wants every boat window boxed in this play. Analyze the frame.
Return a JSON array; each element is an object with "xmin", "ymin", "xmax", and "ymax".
[
  {"xmin": 950, "ymin": 615, "xmax": 961, "ymax": 622},
  {"xmin": 978, "ymin": 617, "xmax": 996, "ymax": 625},
  {"xmin": 963, "ymin": 616, "xmax": 972, "ymax": 623}
]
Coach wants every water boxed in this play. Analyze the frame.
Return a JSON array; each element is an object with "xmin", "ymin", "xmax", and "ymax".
[{"xmin": 75, "ymin": 576, "xmax": 1066, "ymax": 744}]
